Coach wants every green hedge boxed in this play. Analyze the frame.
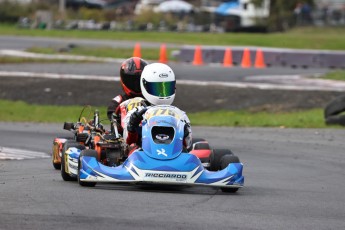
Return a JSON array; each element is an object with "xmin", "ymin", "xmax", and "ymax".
[{"xmin": 0, "ymin": 0, "xmax": 52, "ymax": 23}]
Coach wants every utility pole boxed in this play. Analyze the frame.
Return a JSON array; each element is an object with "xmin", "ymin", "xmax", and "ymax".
[{"xmin": 59, "ymin": 0, "xmax": 66, "ymax": 19}]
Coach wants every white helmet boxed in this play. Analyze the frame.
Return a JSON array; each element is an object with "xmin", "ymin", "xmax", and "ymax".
[{"xmin": 140, "ymin": 63, "xmax": 176, "ymax": 106}]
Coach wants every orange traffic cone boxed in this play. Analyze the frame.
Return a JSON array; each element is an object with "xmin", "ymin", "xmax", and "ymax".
[
  {"xmin": 192, "ymin": 45, "xmax": 203, "ymax": 66},
  {"xmin": 223, "ymin": 48, "xmax": 233, "ymax": 67},
  {"xmin": 159, "ymin": 44, "xmax": 168, "ymax": 64},
  {"xmin": 254, "ymin": 49, "xmax": 266, "ymax": 68},
  {"xmin": 133, "ymin": 43, "xmax": 141, "ymax": 58},
  {"xmin": 241, "ymin": 48, "xmax": 251, "ymax": 68}
]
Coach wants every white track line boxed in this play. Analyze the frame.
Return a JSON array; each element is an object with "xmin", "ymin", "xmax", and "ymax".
[
  {"xmin": 0, "ymin": 71, "xmax": 118, "ymax": 81},
  {"xmin": 1, "ymin": 71, "xmax": 345, "ymax": 91},
  {"xmin": 0, "ymin": 147, "xmax": 49, "ymax": 160},
  {"xmin": 0, "ymin": 49, "xmax": 123, "ymax": 63}
]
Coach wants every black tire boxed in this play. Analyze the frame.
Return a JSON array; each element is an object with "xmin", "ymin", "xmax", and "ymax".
[
  {"xmin": 209, "ymin": 149, "xmax": 234, "ymax": 171},
  {"xmin": 325, "ymin": 115, "xmax": 345, "ymax": 126},
  {"xmin": 53, "ymin": 163, "xmax": 60, "ymax": 170},
  {"xmin": 78, "ymin": 149, "xmax": 98, "ymax": 187},
  {"xmin": 324, "ymin": 95, "xmax": 345, "ymax": 118},
  {"xmin": 61, "ymin": 140, "xmax": 85, "ymax": 181},
  {"xmin": 219, "ymin": 155, "xmax": 241, "ymax": 193}
]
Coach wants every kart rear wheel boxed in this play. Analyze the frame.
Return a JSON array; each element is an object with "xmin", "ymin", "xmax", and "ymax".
[
  {"xmin": 219, "ymin": 155, "xmax": 241, "ymax": 193},
  {"xmin": 209, "ymin": 149, "xmax": 234, "ymax": 171},
  {"xmin": 52, "ymin": 161, "xmax": 61, "ymax": 170},
  {"xmin": 78, "ymin": 149, "xmax": 98, "ymax": 187},
  {"xmin": 61, "ymin": 140, "xmax": 85, "ymax": 181}
]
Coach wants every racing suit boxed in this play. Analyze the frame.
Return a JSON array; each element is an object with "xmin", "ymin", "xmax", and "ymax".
[
  {"xmin": 106, "ymin": 94, "xmax": 132, "ymax": 135},
  {"xmin": 107, "ymin": 94, "xmax": 131, "ymax": 121},
  {"xmin": 124, "ymin": 104, "xmax": 192, "ymax": 151}
]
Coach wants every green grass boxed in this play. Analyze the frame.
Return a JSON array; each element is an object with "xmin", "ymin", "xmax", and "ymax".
[
  {"xmin": 27, "ymin": 46, "xmax": 176, "ymax": 61},
  {"xmin": 321, "ymin": 70, "xmax": 345, "ymax": 81},
  {"xmin": 0, "ymin": 100, "xmax": 94, "ymax": 123},
  {"xmin": 0, "ymin": 99, "xmax": 335, "ymax": 128},
  {"xmin": 25, "ymin": 47, "xmax": 57, "ymax": 54},
  {"xmin": 2, "ymin": 24, "xmax": 345, "ymax": 50},
  {"xmin": 188, "ymin": 109, "xmax": 328, "ymax": 128}
]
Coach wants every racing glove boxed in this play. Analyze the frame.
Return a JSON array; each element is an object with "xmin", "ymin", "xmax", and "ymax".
[
  {"xmin": 111, "ymin": 113, "xmax": 121, "ymax": 124},
  {"xmin": 127, "ymin": 108, "xmax": 148, "ymax": 133}
]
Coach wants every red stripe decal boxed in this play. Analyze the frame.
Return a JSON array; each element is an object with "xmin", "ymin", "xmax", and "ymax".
[{"xmin": 133, "ymin": 57, "xmax": 141, "ymax": 70}]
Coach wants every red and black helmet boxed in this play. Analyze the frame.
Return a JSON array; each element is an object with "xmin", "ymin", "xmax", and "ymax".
[{"xmin": 120, "ymin": 57, "xmax": 148, "ymax": 97}]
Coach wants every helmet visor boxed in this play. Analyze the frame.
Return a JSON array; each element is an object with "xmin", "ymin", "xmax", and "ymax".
[
  {"xmin": 121, "ymin": 75, "xmax": 141, "ymax": 93},
  {"xmin": 143, "ymin": 80, "xmax": 176, "ymax": 97}
]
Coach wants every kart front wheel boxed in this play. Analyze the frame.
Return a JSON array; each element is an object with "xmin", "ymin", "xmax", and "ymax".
[
  {"xmin": 220, "ymin": 155, "xmax": 240, "ymax": 193},
  {"xmin": 209, "ymin": 149, "xmax": 234, "ymax": 171},
  {"xmin": 61, "ymin": 140, "xmax": 85, "ymax": 181},
  {"xmin": 78, "ymin": 150, "xmax": 98, "ymax": 187}
]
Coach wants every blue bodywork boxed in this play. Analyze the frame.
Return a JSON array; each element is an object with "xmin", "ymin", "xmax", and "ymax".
[{"xmin": 78, "ymin": 114, "xmax": 244, "ymax": 189}]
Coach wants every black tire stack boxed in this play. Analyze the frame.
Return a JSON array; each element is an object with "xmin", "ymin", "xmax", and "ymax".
[{"xmin": 324, "ymin": 95, "xmax": 345, "ymax": 126}]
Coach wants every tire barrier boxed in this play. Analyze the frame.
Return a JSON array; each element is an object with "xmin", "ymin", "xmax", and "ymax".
[
  {"xmin": 176, "ymin": 46, "xmax": 345, "ymax": 69},
  {"xmin": 324, "ymin": 94, "xmax": 345, "ymax": 126}
]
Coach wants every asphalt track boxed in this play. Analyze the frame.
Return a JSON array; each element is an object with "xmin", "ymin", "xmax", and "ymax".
[
  {"xmin": 0, "ymin": 35, "xmax": 181, "ymax": 50},
  {"xmin": 0, "ymin": 35, "xmax": 331, "ymax": 84},
  {"xmin": 0, "ymin": 62, "xmax": 329, "ymax": 83},
  {"xmin": 1, "ymin": 123, "xmax": 345, "ymax": 230},
  {"xmin": 1, "ymin": 35, "xmax": 345, "ymax": 229}
]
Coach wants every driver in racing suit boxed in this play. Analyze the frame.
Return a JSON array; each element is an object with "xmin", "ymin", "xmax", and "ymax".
[
  {"xmin": 123, "ymin": 63, "xmax": 192, "ymax": 151},
  {"xmin": 106, "ymin": 57, "xmax": 148, "ymax": 134}
]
